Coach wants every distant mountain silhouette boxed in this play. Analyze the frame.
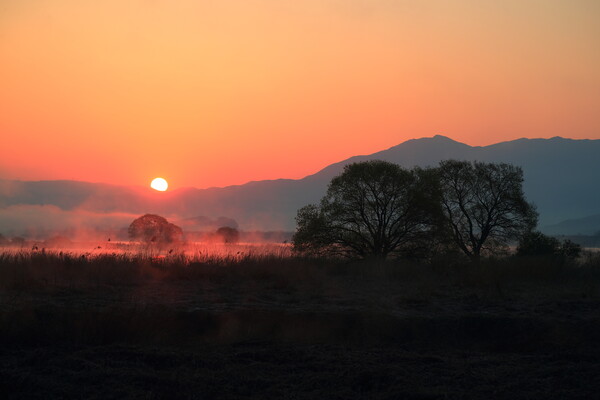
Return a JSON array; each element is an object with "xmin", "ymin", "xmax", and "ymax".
[
  {"xmin": 543, "ymin": 214, "xmax": 600, "ymax": 236},
  {"xmin": 1, "ymin": 135, "xmax": 599, "ymax": 234}
]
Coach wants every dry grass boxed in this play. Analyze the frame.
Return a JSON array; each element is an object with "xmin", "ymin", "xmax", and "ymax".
[
  {"xmin": 1, "ymin": 246, "xmax": 599, "ymax": 294},
  {"xmin": 1, "ymin": 247, "xmax": 600, "ymax": 398}
]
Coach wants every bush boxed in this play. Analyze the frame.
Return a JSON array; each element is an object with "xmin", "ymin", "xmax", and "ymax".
[
  {"xmin": 215, "ymin": 227, "xmax": 240, "ymax": 244},
  {"xmin": 517, "ymin": 231, "xmax": 560, "ymax": 257},
  {"xmin": 517, "ymin": 231, "xmax": 582, "ymax": 260}
]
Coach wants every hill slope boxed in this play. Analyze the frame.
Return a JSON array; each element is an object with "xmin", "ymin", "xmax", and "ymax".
[{"xmin": 1, "ymin": 135, "xmax": 599, "ymax": 234}]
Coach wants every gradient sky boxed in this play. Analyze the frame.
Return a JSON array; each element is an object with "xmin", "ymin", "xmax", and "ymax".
[{"xmin": 1, "ymin": 0, "xmax": 599, "ymax": 189}]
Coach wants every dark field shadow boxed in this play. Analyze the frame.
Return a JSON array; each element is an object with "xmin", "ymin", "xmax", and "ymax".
[{"xmin": 1, "ymin": 251, "xmax": 600, "ymax": 399}]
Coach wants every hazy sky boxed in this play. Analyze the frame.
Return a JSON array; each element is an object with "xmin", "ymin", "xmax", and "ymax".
[{"xmin": 1, "ymin": 0, "xmax": 599, "ymax": 188}]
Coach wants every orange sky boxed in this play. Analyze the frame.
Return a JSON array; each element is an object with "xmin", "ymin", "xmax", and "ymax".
[{"xmin": 1, "ymin": 0, "xmax": 599, "ymax": 189}]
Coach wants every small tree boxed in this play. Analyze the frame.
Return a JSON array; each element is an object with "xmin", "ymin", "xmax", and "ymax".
[
  {"xmin": 293, "ymin": 204, "xmax": 332, "ymax": 256},
  {"xmin": 293, "ymin": 160, "xmax": 442, "ymax": 259},
  {"xmin": 128, "ymin": 214, "xmax": 183, "ymax": 246},
  {"xmin": 560, "ymin": 239, "xmax": 582, "ymax": 259},
  {"xmin": 438, "ymin": 160, "xmax": 538, "ymax": 262},
  {"xmin": 516, "ymin": 231, "xmax": 560, "ymax": 257},
  {"xmin": 215, "ymin": 226, "xmax": 240, "ymax": 244},
  {"xmin": 517, "ymin": 231, "xmax": 582, "ymax": 260}
]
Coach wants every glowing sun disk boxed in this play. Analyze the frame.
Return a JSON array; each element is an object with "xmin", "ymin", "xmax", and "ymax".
[{"xmin": 151, "ymin": 177, "xmax": 168, "ymax": 191}]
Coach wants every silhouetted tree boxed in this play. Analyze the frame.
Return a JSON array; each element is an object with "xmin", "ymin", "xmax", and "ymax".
[
  {"xmin": 215, "ymin": 226, "xmax": 240, "ymax": 244},
  {"xmin": 560, "ymin": 239, "xmax": 582, "ymax": 259},
  {"xmin": 517, "ymin": 231, "xmax": 582, "ymax": 260},
  {"xmin": 516, "ymin": 231, "xmax": 560, "ymax": 256},
  {"xmin": 128, "ymin": 214, "xmax": 183, "ymax": 245},
  {"xmin": 438, "ymin": 160, "xmax": 537, "ymax": 262},
  {"xmin": 293, "ymin": 161, "xmax": 442, "ymax": 259}
]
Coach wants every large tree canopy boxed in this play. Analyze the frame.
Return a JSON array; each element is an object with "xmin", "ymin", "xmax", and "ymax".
[
  {"xmin": 438, "ymin": 160, "xmax": 537, "ymax": 261},
  {"xmin": 293, "ymin": 160, "xmax": 441, "ymax": 259},
  {"xmin": 128, "ymin": 214, "xmax": 183, "ymax": 245}
]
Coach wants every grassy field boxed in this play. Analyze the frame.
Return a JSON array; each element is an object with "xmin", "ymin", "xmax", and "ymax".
[{"xmin": 1, "ymin": 247, "xmax": 600, "ymax": 399}]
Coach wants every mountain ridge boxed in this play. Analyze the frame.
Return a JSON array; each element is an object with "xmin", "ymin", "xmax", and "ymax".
[{"xmin": 1, "ymin": 135, "xmax": 599, "ymax": 234}]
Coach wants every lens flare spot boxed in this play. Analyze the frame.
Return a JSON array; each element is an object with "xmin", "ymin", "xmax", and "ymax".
[{"xmin": 150, "ymin": 177, "xmax": 168, "ymax": 191}]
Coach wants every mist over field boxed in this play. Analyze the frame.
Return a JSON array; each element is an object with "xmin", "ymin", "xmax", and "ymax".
[{"xmin": 2, "ymin": 136, "xmax": 600, "ymax": 241}]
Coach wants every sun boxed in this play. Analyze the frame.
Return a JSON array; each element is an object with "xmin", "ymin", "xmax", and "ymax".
[{"xmin": 150, "ymin": 177, "xmax": 168, "ymax": 191}]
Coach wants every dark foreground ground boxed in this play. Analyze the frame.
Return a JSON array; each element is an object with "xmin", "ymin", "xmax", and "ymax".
[
  {"xmin": 3, "ymin": 341, "xmax": 599, "ymax": 400},
  {"xmin": 1, "ymin": 251, "xmax": 599, "ymax": 399}
]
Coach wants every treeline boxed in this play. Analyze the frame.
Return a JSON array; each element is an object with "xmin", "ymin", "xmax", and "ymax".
[{"xmin": 292, "ymin": 160, "xmax": 581, "ymax": 262}]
